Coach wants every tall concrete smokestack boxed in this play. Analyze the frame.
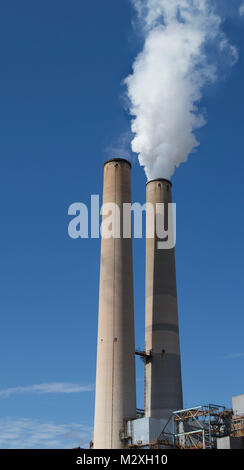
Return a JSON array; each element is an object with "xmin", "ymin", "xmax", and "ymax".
[
  {"xmin": 145, "ymin": 179, "xmax": 183, "ymax": 419},
  {"xmin": 93, "ymin": 158, "xmax": 137, "ymax": 449}
]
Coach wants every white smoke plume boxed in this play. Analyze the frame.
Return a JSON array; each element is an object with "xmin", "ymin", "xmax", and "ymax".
[{"xmin": 125, "ymin": 0, "xmax": 238, "ymax": 180}]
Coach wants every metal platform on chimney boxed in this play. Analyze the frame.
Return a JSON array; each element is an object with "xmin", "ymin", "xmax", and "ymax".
[{"xmin": 135, "ymin": 349, "xmax": 152, "ymax": 363}]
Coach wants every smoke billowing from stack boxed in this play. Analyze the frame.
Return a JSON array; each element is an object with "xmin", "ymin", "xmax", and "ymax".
[
  {"xmin": 93, "ymin": 159, "xmax": 137, "ymax": 449},
  {"xmin": 145, "ymin": 179, "xmax": 182, "ymax": 418},
  {"xmin": 93, "ymin": 1, "xmax": 239, "ymax": 449},
  {"xmin": 125, "ymin": 0, "xmax": 238, "ymax": 180}
]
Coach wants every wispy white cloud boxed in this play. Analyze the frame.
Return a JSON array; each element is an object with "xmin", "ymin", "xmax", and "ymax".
[
  {"xmin": 106, "ymin": 131, "xmax": 133, "ymax": 160},
  {"xmin": 0, "ymin": 417, "xmax": 92, "ymax": 449},
  {"xmin": 220, "ymin": 352, "xmax": 244, "ymax": 359},
  {"xmin": 239, "ymin": 3, "xmax": 244, "ymax": 16},
  {"xmin": 0, "ymin": 382, "xmax": 94, "ymax": 398}
]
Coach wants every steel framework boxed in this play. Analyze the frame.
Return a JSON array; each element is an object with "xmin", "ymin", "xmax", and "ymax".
[
  {"xmin": 127, "ymin": 404, "xmax": 244, "ymax": 449},
  {"xmin": 231, "ymin": 415, "xmax": 244, "ymax": 437},
  {"xmin": 157, "ymin": 404, "xmax": 233, "ymax": 449}
]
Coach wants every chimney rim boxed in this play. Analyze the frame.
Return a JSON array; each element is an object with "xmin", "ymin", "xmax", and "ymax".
[
  {"xmin": 146, "ymin": 178, "xmax": 172, "ymax": 187},
  {"xmin": 104, "ymin": 158, "xmax": 132, "ymax": 168}
]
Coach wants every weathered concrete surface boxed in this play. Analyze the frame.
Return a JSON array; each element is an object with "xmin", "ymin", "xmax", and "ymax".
[
  {"xmin": 217, "ymin": 436, "xmax": 244, "ymax": 449},
  {"xmin": 145, "ymin": 179, "xmax": 183, "ymax": 419},
  {"xmin": 232, "ymin": 394, "xmax": 244, "ymax": 416},
  {"xmin": 93, "ymin": 159, "xmax": 136, "ymax": 449},
  {"xmin": 127, "ymin": 417, "xmax": 170, "ymax": 446}
]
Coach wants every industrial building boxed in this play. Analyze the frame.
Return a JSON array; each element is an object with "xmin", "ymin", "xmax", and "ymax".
[{"xmin": 93, "ymin": 158, "xmax": 244, "ymax": 450}]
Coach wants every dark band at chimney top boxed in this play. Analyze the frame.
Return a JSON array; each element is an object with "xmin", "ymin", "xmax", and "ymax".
[{"xmin": 104, "ymin": 158, "xmax": 132, "ymax": 168}]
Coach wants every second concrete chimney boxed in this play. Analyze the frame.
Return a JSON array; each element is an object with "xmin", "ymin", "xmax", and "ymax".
[{"xmin": 145, "ymin": 179, "xmax": 183, "ymax": 419}]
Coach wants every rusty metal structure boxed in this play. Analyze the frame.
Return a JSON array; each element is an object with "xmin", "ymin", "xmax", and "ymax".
[
  {"xmin": 231, "ymin": 415, "xmax": 244, "ymax": 438},
  {"xmin": 158, "ymin": 405, "xmax": 233, "ymax": 449},
  {"xmin": 127, "ymin": 404, "xmax": 244, "ymax": 449}
]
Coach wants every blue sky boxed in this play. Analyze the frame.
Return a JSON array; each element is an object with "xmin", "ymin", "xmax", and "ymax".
[{"xmin": 0, "ymin": 0, "xmax": 243, "ymax": 448}]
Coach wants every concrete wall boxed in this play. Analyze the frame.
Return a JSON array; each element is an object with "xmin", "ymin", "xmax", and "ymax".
[
  {"xmin": 93, "ymin": 159, "xmax": 137, "ymax": 449},
  {"xmin": 127, "ymin": 417, "xmax": 170, "ymax": 447},
  {"xmin": 145, "ymin": 179, "xmax": 183, "ymax": 419},
  {"xmin": 217, "ymin": 436, "xmax": 244, "ymax": 449},
  {"xmin": 232, "ymin": 394, "xmax": 244, "ymax": 416}
]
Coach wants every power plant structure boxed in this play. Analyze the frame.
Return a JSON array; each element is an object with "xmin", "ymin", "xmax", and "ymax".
[
  {"xmin": 93, "ymin": 159, "xmax": 137, "ymax": 449},
  {"xmin": 93, "ymin": 158, "xmax": 182, "ymax": 449},
  {"xmin": 145, "ymin": 179, "xmax": 182, "ymax": 420},
  {"xmin": 93, "ymin": 158, "xmax": 244, "ymax": 450}
]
